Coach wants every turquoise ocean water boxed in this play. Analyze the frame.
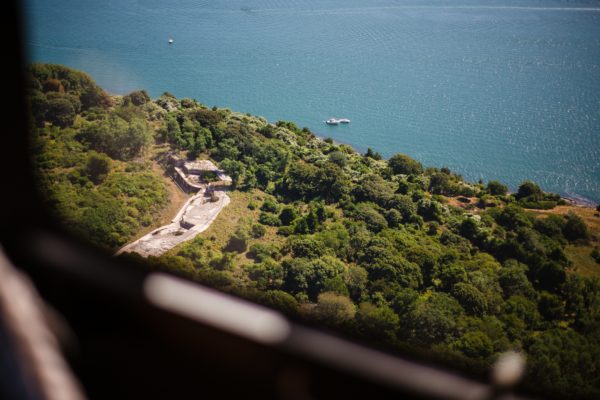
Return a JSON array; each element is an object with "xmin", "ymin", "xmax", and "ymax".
[{"xmin": 25, "ymin": 0, "xmax": 600, "ymax": 202}]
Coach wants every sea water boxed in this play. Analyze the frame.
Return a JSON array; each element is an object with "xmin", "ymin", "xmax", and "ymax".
[{"xmin": 24, "ymin": 0, "xmax": 600, "ymax": 202}]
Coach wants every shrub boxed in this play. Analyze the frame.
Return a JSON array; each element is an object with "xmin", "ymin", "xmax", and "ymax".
[
  {"xmin": 277, "ymin": 226, "xmax": 294, "ymax": 237},
  {"xmin": 248, "ymin": 243, "xmax": 280, "ymax": 262},
  {"xmin": 279, "ymin": 206, "xmax": 299, "ymax": 225},
  {"xmin": 351, "ymin": 203, "xmax": 388, "ymax": 232},
  {"xmin": 42, "ymin": 78, "xmax": 65, "ymax": 93},
  {"xmin": 251, "ymin": 223, "xmax": 266, "ymax": 238},
  {"xmin": 123, "ymin": 90, "xmax": 151, "ymax": 106},
  {"xmin": 226, "ymin": 226, "xmax": 250, "ymax": 253},
  {"xmin": 288, "ymin": 237, "xmax": 325, "ymax": 258},
  {"xmin": 519, "ymin": 200, "xmax": 557, "ymax": 210},
  {"xmin": 259, "ymin": 212, "xmax": 281, "ymax": 226},
  {"xmin": 563, "ymin": 212, "xmax": 589, "ymax": 241},
  {"xmin": 261, "ymin": 198, "xmax": 280, "ymax": 213},
  {"xmin": 591, "ymin": 249, "xmax": 600, "ymax": 264},
  {"xmin": 328, "ymin": 151, "xmax": 347, "ymax": 167},
  {"xmin": 84, "ymin": 151, "xmax": 111, "ymax": 184},
  {"xmin": 365, "ymin": 148, "xmax": 382, "ymax": 160}
]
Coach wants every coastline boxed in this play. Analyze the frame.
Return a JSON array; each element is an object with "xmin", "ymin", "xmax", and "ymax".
[
  {"xmin": 315, "ymin": 127, "xmax": 598, "ymax": 209},
  {"xmin": 562, "ymin": 193, "xmax": 598, "ymax": 208}
]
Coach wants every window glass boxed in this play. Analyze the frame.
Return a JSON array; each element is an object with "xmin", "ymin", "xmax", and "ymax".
[{"xmin": 25, "ymin": 1, "xmax": 600, "ymax": 398}]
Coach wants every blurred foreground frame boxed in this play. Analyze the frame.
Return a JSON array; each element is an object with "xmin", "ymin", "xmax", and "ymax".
[{"xmin": 0, "ymin": 1, "xmax": 534, "ymax": 399}]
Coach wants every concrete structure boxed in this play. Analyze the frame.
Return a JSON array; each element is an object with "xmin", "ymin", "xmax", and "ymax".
[
  {"xmin": 116, "ymin": 158, "xmax": 232, "ymax": 257},
  {"xmin": 169, "ymin": 156, "xmax": 232, "ymax": 193}
]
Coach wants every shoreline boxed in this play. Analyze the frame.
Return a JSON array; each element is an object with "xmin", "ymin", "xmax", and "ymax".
[
  {"xmin": 311, "ymin": 125, "xmax": 598, "ymax": 208},
  {"xmin": 562, "ymin": 193, "xmax": 597, "ymax": 208}
]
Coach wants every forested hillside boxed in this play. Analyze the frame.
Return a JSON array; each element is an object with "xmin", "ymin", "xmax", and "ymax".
[{"xmin": 28, "ymin": 64, "xmax": 600, "ymax": 399}]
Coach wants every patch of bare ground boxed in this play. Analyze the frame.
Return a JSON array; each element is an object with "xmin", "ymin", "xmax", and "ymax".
[{"xmin": 445, "ymin": 196, "xmax": 480, "ymax": 210}]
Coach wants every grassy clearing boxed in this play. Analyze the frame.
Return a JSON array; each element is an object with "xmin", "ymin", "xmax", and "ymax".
[
  {"xmin": 529, "ymin": 205, "xmax": 600, "ymax": 237},
  {"xmin": 168, "ymin": 189, "xmax": 287, "ymax": 269},
  {"xmin": 529, "ymin": 205, "xmax": 600, "ymax": 278},
  {"xmin": 566, "ymin": 244, "xmax": 600, "ymax": 278}
]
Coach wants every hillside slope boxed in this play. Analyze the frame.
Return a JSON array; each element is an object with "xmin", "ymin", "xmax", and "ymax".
[{"xmin": 28, "ymin": 64, "xmax": 600, "ymax": 399}]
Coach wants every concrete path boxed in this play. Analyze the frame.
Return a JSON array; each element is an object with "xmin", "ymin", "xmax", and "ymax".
[{"xmin": 116, "ymin": 188, "xmax": 230, "ymax": 257}]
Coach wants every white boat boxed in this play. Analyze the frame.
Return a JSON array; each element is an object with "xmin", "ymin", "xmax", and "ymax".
[
  {"xmin": 338, "ymin": 118, "xmax": 351, "ymax": 123},
  {"xmin": 325, "ymin": 118, "xmax": 339, "ymax": 125},
  {"xmin": 168, "ymin": 38, "xmax": 174, "ymax": 44}
]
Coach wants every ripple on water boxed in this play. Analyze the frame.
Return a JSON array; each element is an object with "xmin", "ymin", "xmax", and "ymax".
[{"xmin": 25, "ymin": 0, "xmax": 600, "ymax": 202}]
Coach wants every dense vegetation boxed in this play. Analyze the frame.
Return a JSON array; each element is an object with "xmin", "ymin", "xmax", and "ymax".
[
  {"xmin": 29, "ymin": 64, "xmax": 600, "ymax": 399},
  {"xmin": 28, "ymin": 64, "xmax": 167, "ymax": 250}
]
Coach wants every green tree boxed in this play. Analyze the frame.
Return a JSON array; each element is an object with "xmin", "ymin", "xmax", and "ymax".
[
  {"xmin": 123, "ymin": 90, "xmax": 150, "ymax": 106},
  {"xmin": 417, "ymin": 198, "xmax": 444, "ymax": 222},
  {"xmin": 429, "ymin": 172, "xmax": 455, "ymax": 195},
  {"xmin": 516, "ymin": 180, "xmax": 543, "ymax": 200},
  {"xmin": 452, "ymin": 282, "xmax": 488, "ymax": 316},
  {"xmin": 251, "ymin": 224, "xmax": 266, "ymax": 238},
  {"xmin": 283, "ymin": 256, "xmax": 345, "ymax": 300},
  {"xmin": 409, "ymin": 292, "xmax": 464, "ymax": 344},
  {"xmin": 79, "ymin": 115, "xmax": 151, "ymax": 159},
  {"xmin": 486, "ymin": 180, "xmax": 508, "ymax": 196},
  {"xmin": 328, "ymin": 151, "xmax": 347, "ymax": 167},
  {"xmin": 261, "ymin": 198, "xmax": 280, "ymax": 213},
  {"xmin": 47, "ymin": 92, "xmax": 81, "ymax": 114},
  {"xmin": 493, "ymin": 204, "xmax": 532, "ymax": 230},
  {"xmin": 365, "ymin": 147, "xmax": 382, "ymax": 160},
  {"xmin": 538, "ymin": 291, "xmax": 564, "ymax": 321},
  {"xmin": 165, "ymin": 115, "xmax": 183, "ymax": 145},
  {"xmin": 344, "ymin": 265, "xmax": 368, "ymax": 301},
  {"xmin": 46, "ymin": 97, "xmax": 76, "ymax": 128},
  {"xmin": 323, "ymin": 275, "xmax": 349, "ymax": 296},
  {"xmin": 498, "ymin": 260, "xmax": 536, "ymax": 299},
  {"xmin": 84, "ymin": 151, "xmax": 111, "ymax": 184},
  {"xmin": 563, "ymin": 212, "xmax": 589, "ymax": 241},
  {"xmin": 356, "ymin": 302, "xmax": 400, "ymax": 341},
  {"xmin": 248, "ymin": 243, "xmax": 280, "ymax": 262},
  {"xmin": 310, "ymin": 292, "xmax": 356, "ymax": 326},
  {"xmin": 385, "ymin": 209, "xmax": 403, "ymax": 228},
  {"xmin": 28, "ymin": 91, "xmax": 48, "ymax": 127},
  {"xmin": 452, "ymin": 331, "xmax": 494, "ymax": 359},
  {"xmin": 387, "ymin": 194, "xmax": 416, "ymax": 220},
  {"xmin": 352, "ymin": 174, "xmax": 395, "ymax": 207},
  {"xmin": 247, "ymin": 259, "xmax": 284, "ymax": 289},
  {"xmin": 504, "ymin": 295, "xmax": 541, "ymax": 327},
  {"xmin": 350, "ymin": 202, "xmax": 388, "ymax": 232},
  {"xmin": 287, "ymin": 236, "xmax": 325, "ymax": 258},
  {"xmin": 433, "ymin": 263, "xmax": 467, "ymax": 291},
  {"xmin": 388, "ymin": 153, "xmax": 423, "ymax": 175},
  {"xmin": 220, "ymin": 159, "xmax": 245, "ymax": 188},
  {"xmin": 258, "ymin": 290, "xmax": 298, "ymax": 315}
]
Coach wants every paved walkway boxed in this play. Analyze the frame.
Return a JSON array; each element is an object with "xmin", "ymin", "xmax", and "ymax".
[{"xmin": 116, "ymin": 187, "xmax": 230, "ymax": 257}]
